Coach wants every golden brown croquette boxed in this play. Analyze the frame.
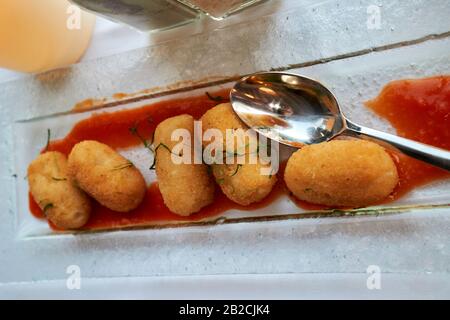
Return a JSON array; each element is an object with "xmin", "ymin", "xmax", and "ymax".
[
  {"xmin": 211, "ymin": 162, "xmax": 277, "ymax": 206},
  {"xmin": 284, "ymin": 140, "xmax": 399, "ymax": 207},
  {"xmin": 28, "ymin": 151, "xmax": 91, "ymax": 229},
  {"xmin": 68, "ymin": 140, "xmax": 146, "ymax": 212},
  {"xmin": 153, "ymin": 114, "xmax": 215, "ymax": 216},
  {"xmin": 201, "ymin": 103, "xmax": 277, "ymax": 206},
  {"xmin": 201, "ymin": 103, "xmax": 245, "ymax": 148}
]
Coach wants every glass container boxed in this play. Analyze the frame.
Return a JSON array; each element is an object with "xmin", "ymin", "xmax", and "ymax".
[
  {"xmin": 0, "ymin": 0, "xmax": 95, "ymax": 73},
  {"xmin": 178, "ymin": 0, "xmax": 267, "ymax": 20},
  {"xmin": 71, "ymin": 0, "xmax": 198, "ymax": 32}
]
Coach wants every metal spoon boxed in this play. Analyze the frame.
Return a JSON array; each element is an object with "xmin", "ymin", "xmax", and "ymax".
[{"xmin": 230, "ymin": 72, "xmax": 450, "ymax": 171}]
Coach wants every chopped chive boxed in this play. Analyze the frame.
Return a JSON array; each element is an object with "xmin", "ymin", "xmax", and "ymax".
[
  {"xmin": 42, "ymin": 203, "xmax": 54, "ymax": 216},
  {"xmin": 129, "ymin": 123, "xmax": 152, "ymax": 150},
  {"xmin": 206, "ymin": 92, "xmax": 224, "ymax": 102},
  {"xmin": 45, "ymin": 129, "xmax": 51, "ymax": 151},
  {"xmin": 149, "ymin": 143, "xmax": 181, "ymax": 170},
  {"xmin": 230, "ymin": 164, "xmax": 242, "ymax": 177},
  {"xmin": 154, "ymin": 143, "xmax": 176, "ymax": 155},
  {"xmin": 150, "ymin": 158, "xmax": 156, "ymax": 171},
  {"xmin": 52, "ymin": 177, "xmax": 67, "ymax": 181},
  {"xmin": 130, "ymin": 123, "xmax": 157, "ymax": 170},
  {"xmin": 112, "ymin": 161, "xmax": 134, "ymax": 171}
]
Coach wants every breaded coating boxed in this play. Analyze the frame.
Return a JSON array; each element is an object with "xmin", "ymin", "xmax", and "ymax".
[
  {"xmin": 212, "ymin": 163, "xmax": 277, "ymax": 206},
  {"xmin": 154, "ymin": 114, "xmax": 215, "ymax": 216},
  {"xmin": 68, "ymin": 140, "xmax": 146, "ymax": 212},
  {"xmin": 28, "ymin": 152, "xmax": 91, "ymax": 229},
  {"xmin": 201, "ymin": 103, "xmax": 277, "ymax": 206},
  {"xmin": 284, "ymin": 140, "xmax": 399, "ymax": 207},
  {"xmin": 201, "ymin": 103, "xmax": 244, "ymax": 146}
]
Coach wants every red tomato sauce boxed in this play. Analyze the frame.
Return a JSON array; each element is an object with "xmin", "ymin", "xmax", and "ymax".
[
  {"xmin": 29, "ymin": 77, "xmax": 450, "ymax": 230},
  {"xmin": 366, "ymin": 76, "xmax": 450, "ymax": 201},
  {"xmin": 28, "ymin": 89, "xmax": 285, "ymax": 230}
]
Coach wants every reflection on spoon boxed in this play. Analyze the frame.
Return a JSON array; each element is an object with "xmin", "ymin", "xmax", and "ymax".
[{"xmin": 230, "ymin": 72, "xmax": 450, "ymax": 171}]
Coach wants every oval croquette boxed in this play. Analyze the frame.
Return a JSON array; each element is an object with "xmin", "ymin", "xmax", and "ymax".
[
  {"xmin": 154, "ymin": 114, "xmax": 215, "ymax": 216},
  {"xmin": 284, "ymin": 140, "xmax": 399, "ymax": 207},
  {"xmin": 68, "ymin": 140, "xmax": 146, "ymax": 212},
  {"xmin": 212, "ymin": 163, "xmax": 277, "ymax": 206},
  {"xmin": 201, "ymin": 103, "xmax": 277, "ymax": 206},
  {"xmin": 201, "ymin": 103, "xmax": 245, "ymax": 149},
  {"xmin": 28, "ymin": 152, "xmax": 91, "ymax": 229}
]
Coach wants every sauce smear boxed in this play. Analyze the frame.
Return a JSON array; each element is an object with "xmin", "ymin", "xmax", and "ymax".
[{"xmin": 366, "ymin": 76, "xmax": 450, "ymax": 201}]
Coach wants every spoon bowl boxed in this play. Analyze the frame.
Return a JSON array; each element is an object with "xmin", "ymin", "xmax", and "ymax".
[
  {"xmin": 231, "ymin": 73, "xmax": 345, "ymax": 148},
  {"xmin": 230, "ymin": 72, "xmax": 450, "ymax": 171}
]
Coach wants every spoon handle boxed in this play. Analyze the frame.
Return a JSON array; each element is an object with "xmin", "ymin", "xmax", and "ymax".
[{"xmin": 345, "ymin": 121, "xmax": 450, "ymax": 171}]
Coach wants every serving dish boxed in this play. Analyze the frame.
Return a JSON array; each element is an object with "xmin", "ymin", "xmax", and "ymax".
[
  {"xmin": 1, "ymin": 0, "xmax": 450, "ymax": 286},
  {"xmin": 14, "ymin": 70, "xmax": 450, "ymax": 239}
]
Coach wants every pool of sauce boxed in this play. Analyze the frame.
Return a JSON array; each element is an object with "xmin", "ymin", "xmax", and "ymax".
[
  {"xmin": 29, "ymin": 76, "xmax": 450, "ymax": 230},
  {"xmin": 366, "ymin": 76, "xmax": 450, "ymax": 201}
]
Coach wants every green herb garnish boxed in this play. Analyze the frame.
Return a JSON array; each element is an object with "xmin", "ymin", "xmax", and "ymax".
[
  {"xmin": 45, "ymin": 128, "xmax": 51, "ymax": 151},
  {"xmin": 150, "ymin": 157, "xmax": 157, "ymax": 170},
  {"xmin": 230, "ymin": 164, "xmax": 242, "ymax": 177},
  {"xmin": 129, "ymin": 123, "xmax": 153, "ymax": 150},
  {"xmin": 149, "ymin": 143, "xmax": 181, "ymax": 170},
  {"xmin": 52, "ymin": 177, "xmax": 67, "ymax": 181},
  {"xmin": 42, "ymin": 203, "xmax": 54, "ymax": 216},
  {"xmin": 155, "ymin": 143, "xmax": 178, "ymax": 155},
  {"xmin": 130, "ymin": 123, "xmax": 157, "ymax": 170},
  {"xmin": 112, "ymin": 161, "xmax": 134, "ymax": 171},
  {"xmin": 206, "ymin": 92, "xmax": 224, "ymax": 102}
]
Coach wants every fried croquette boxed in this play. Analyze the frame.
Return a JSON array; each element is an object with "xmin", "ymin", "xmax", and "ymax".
[
  {"xmin": 201, "ymin": 103, "xmax": 245, "ymax": 147},
  {"xmin": 212, "ymin": 163, "xmax": 277, "ymax": 206},
  {"xmin": 284, "ymin": 140, "xmax": 399, "ymax": 207},
  {"xmin": 202, "ymin": 102, "xmax": 258, "ymax": 161},
  {"xmin": 68, "ymin": 140, "xmax": 146, "ymax": 212},
  {"xmin": 154, "ymin": 114, "xmax": 215, "ymax": 216},
  {"xmin": 201, "ymin": 103, "xmax": 277, "ymax": 206},
  {"xmin": 28, "ymin": 152, "xmax": 91, "ymax": 229}
]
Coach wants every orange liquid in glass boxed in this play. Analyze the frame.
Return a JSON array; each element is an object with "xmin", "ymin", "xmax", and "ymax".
[{"xmin": 0, "ymin": 0, "xmax": 95, "ymax": 73}]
